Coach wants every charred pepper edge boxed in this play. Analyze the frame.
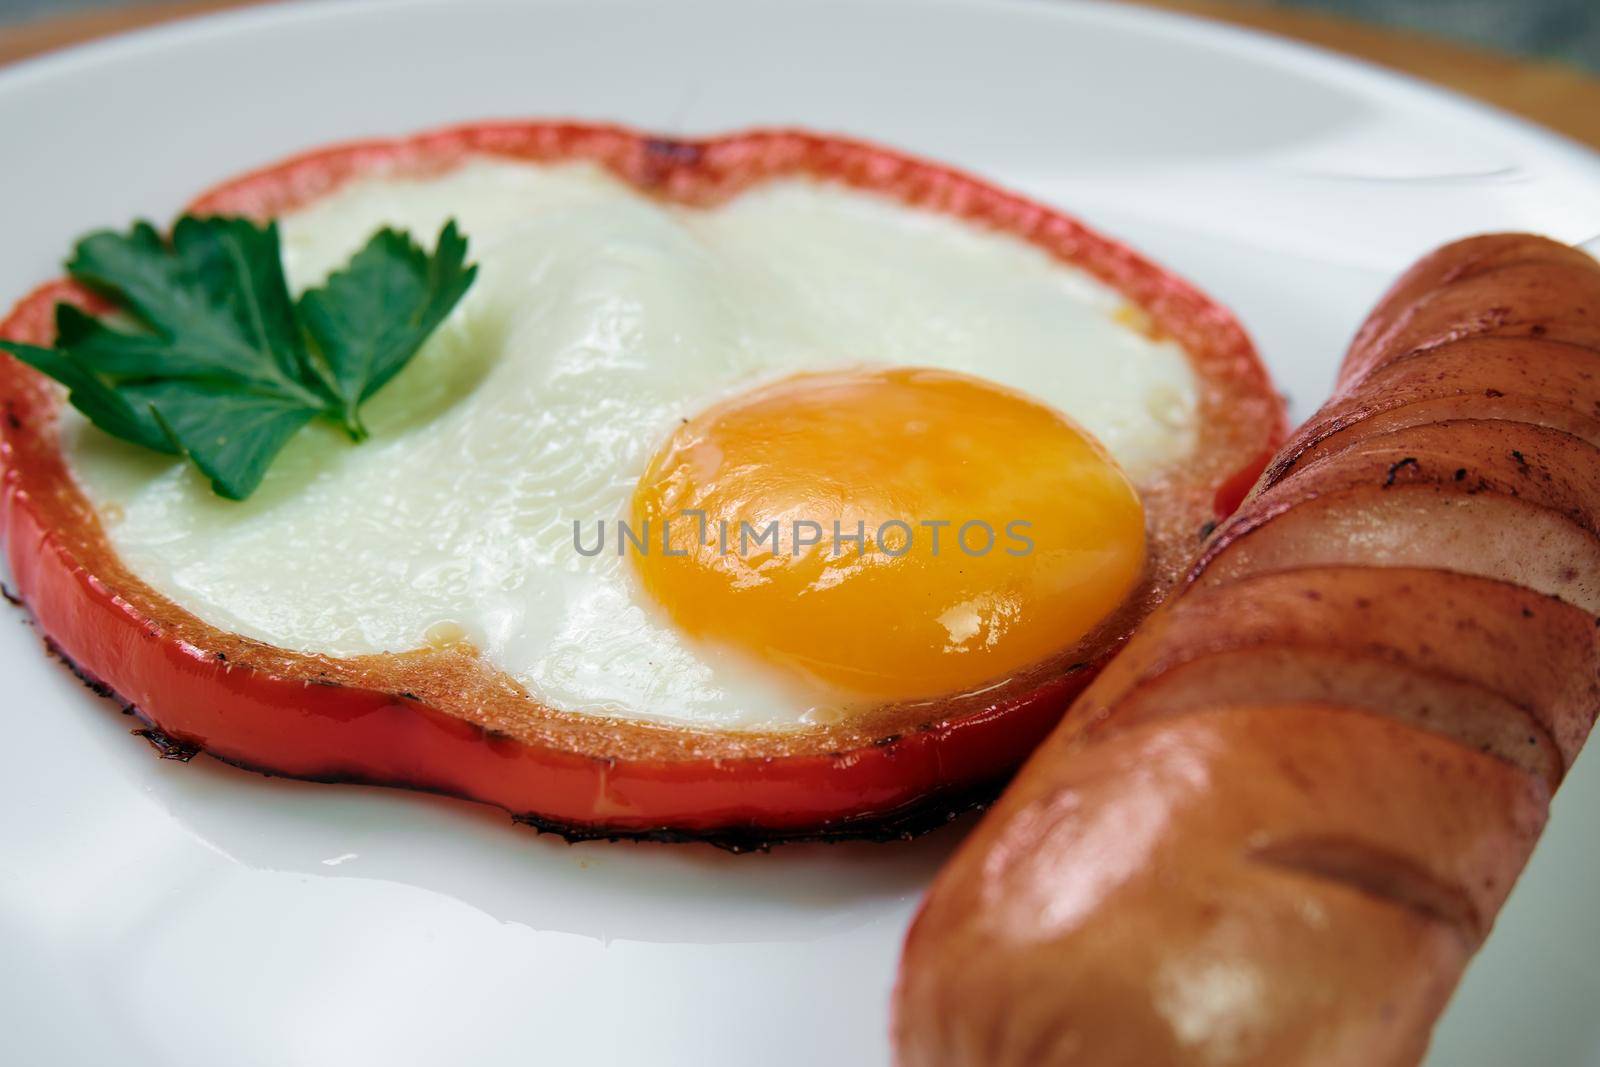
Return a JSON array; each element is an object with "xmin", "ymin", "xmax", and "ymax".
[{"xmin": 21, "ymin": 599, "xmax": 995, "ymax": 853}]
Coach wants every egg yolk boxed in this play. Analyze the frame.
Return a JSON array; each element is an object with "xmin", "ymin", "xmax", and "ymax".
[{"xmin": 629, "ymin": 367, "xmax": 1145, "ymax": 702}]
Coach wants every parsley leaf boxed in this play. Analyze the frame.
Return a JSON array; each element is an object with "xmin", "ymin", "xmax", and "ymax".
[
  {"xmin": 299, "ymin": 221, "xmax": 477, "ymax": 439},
  {"xmin": 1, "ymin": 333, "xmax": 176, "ymax": 454},
  {"xmin": 139, "ymin": 381, "xmax": 320, "ymax": 501},
  {"xmin": 0, "ymin": 215, "xmax": 475, "ymax": 500}
]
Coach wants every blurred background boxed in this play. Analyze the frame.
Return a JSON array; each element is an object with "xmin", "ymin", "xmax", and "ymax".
[
  {"xmin": 2, "ymin": 0, "xmax": 1597, "ymax": 70},
  {"xmin": 1298, "ymin": 0, "xmax": 1599, "ymax": 71},
  {"xmin": 1, "ymin": 0, "xmax": 1599, "ymax": 146}
]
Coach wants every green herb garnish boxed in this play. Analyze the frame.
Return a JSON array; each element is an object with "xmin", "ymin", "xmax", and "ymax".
[{"xmin": 1, "ymin": 216, "xmax": 477, "ymax": 500}]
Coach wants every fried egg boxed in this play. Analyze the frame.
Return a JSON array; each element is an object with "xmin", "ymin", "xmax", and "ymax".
[{"xmin": 63, "ymin": 158, "xmax": 1199, "ymax": 728}]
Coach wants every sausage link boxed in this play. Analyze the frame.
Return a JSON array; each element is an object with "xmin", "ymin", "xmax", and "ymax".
[{"xmin": 894, "ymin": 235, "xmax": 1600, "ymax": 1067}]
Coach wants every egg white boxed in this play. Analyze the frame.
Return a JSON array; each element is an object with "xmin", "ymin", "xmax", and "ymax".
[{"xmin": 63, "ymin": 158, "xmax": 1199, "ymax": 729}]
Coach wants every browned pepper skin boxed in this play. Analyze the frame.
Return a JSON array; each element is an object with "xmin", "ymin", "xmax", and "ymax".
[{"xmin": 894, "ymin": 235, "xmax": 1600, "ymax": 1067}]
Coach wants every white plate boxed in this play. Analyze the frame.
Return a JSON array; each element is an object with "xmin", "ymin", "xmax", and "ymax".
[{"xmin": 3, "ymin": 2, "xmax": 1599, "ymax": 1064}]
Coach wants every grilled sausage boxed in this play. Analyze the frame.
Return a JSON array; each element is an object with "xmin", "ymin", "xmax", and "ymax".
[{"xmin": 894, "ymin": 234, "xmax": 1600, "ymax": 1067}]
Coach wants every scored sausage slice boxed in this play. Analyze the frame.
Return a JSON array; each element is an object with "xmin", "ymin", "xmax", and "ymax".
[
  {"xmin": 895, "ymin": 234, "xmax": 1600, "ymax": 1066},
  {"xmin": 1196, "ymin": 488, "xmax": 1600, "ymax": 614},
  {"xmin": 1066, "ymin": 566, "xmax": 1597, "ymax": 785},
  {"xmin": 900, "ymin": 705, "xmax": 1549, "ymax": 1067}
]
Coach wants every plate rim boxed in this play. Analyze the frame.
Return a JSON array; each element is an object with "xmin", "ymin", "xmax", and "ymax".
[{"xmin": 3, "ymin": 0, "xmax": 1598, "ymax": 187}]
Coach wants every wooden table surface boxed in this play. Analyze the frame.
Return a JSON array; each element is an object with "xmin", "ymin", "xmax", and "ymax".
[{"xmin": 4, "ymin": 0, "xmax": 1600, "ymax": 150}]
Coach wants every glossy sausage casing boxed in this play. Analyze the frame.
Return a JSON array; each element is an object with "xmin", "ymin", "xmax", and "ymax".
[{"xmin": 895, "ymin": 234, "xmax": 1600, "ymax": 1065}]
